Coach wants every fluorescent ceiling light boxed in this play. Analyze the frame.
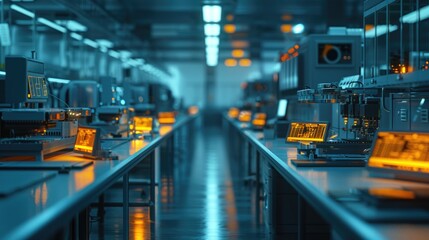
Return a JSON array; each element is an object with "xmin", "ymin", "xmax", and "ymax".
[
  {"xmin": 48, "ymin": 77, "xmax": 70, "ymax": 84},
  {"xmin": 100, "ymin": 46, "xmax": 108, "ymax": 53},
  {"xmin": 56, "ymin": 20, "xmax": 87, "ymax": 32},
  {"xmin": 108, "ymin": 50, "xmax": 120, "ymax": 59},
  {"xmin": 0, "ymin": 71, "xmax": 5, "ymax": 76},
  {"xmin": 11, "ymin": 4, "xmax": 35, "ymax": 18},
  {"xmin": 202, "ymin": 5, "xmax": 222, "ymax": 22},
  {"xmin": 205, "ymin": 36, "xmax": 219, "ymax": 46},
  {"xmin": 401, "ymin": 5, "xmax": 429, "ymax": 23},
  {"xmin": 70, "ymin": 32, "xmax": 82, "ymax": 41},
  {"xmin": 365, "ymin": 25, "xmax": 398, "ymax": 38},
  {"xmin": 292, "ymin": 24, "xmax": 304, "ymax": 34},
  {"xmin": 83, "ymin": 38, "xmax": 98, "ymax": 48},
  {"xmin": 206, "ymin": 55, "xmax": 218, "ymax": 67},
  {"xmin": 96, "ymin": 39, "xmax": 114, "ymax": 48},
  {"xmin": 206, "ymin": 46, "xmax": 219, "ymax": 54},
  {"xmin": 0, "ymin": 23, "xmax": 11, "ymax": 47},
  {"xmin": 204, "ymin": 24, "xmax": 220, "ymax": 36},
  {"xmin": 120, "ymin": 50, "xmax": 132, "ymax": 59},
  {"xmin": 38, "ymin": 18, "xmax": 67, "ymax": 33}
]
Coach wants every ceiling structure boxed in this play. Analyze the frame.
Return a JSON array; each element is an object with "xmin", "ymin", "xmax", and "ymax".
[{"xmin": 8, "ymin": 0, "xmax": 363, "ymax": 64}]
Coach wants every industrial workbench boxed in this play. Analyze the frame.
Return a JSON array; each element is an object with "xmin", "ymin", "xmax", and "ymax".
[
  {"xmin": 0, "ymin": 114, "xmax": 199, "ymax": 240},
  {"xmin": 223, "ymin": 115, "xmax": 429, "ymax": 240}
]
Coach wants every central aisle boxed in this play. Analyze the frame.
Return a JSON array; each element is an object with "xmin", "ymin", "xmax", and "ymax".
[{"xmin": 91, "ymin": 123, "xmax": 265, "ymax": 239}]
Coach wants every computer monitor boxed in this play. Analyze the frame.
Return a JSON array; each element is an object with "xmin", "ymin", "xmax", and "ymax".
[
  {"xmin": 74, "ymin": 126, "xmax": 101, "ymax": 157},
  {"xmin": 368, "ymin": 131, "xmax": 429, "ymax": 182},
  {"xmin": 277, "ymin": 99, "xmax": 288, "ymax": 119}
]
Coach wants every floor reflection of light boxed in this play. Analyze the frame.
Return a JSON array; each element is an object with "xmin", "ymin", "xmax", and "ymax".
[
  {"xmin": 132, "ymin": 208, "xmax": 147, "ymax": 240},
  {"xmin": 205, "ymin": 152, "xmax": 220, "ymax": 240}
]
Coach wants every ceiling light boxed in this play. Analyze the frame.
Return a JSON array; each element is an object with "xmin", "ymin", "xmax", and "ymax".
[
  {"xmin": 120, "ymin": 50, "xmax": 132, "ymax": 59},
  {"xmin": 56, "ymin": 20, "xmax": 87, "ymax": 32},
  {"xmin": 292, "ymin": 23, "xmax": 305, "ymax": 34},
  {"xmin": 224, "ymin": 24, "xmax": 236, "ymax": 33},
  {"xmin": 224, "ymin": 59, "xmax": 237, "ymax": 67},
  {"xmin": 48, "ymin": 77, "xmax": 70, "ymax": 84},
  {"xmin": 206, "ymin": 55, "xmax": 218, "ymax": 67},
  {"xmin": 0, "ymin": 23, "xmax": 11, "ymax": 46},
  {"xmin": 96, "ymin": 39, "xmax": 114, "ymax": 48},
  {"xmin": 280, "ymin": 24, "xmax": 293, "ymax": 33},
  {"xmin": 232, "ymin": 49, "xmax": 244, "ymax": 58},
  {"xmin": 239, "ymin": 59, "xmax": 252, "ymax": 67},
  {"xmin": 38, "ymin": 18, "xmax": 67, "ymax": 33},
  {"xmin": 365, "ymin": 25, "xmax": 398, "ymax": 38},
  {"xmin": 206, "ymin": 46, "xmax": 219, "ymax": 55},
  {"xmin": 83, "ymin": 38, "xmax": 98, "ymax": 48},
  {"xmin": 10, "ymin": 4, "xmax": 35, "ymax": 18},
  {"xmin": 108, "ymin": 50, "xmax": 120, "ymax": 59},
  {"xmin": 205, "ymin": 36, "xmax": 219, "ymax": 46},
  {"xmin": 70, "ymin": 32, "xmax": 82, "ymax": 41},
  {"xmin": 401, "ymin": 5, "xmax": 429, "ymax": 23},
  {"xmin": 204, "ymin": 24, "xmax": 220, "ymax": 36},
  {"xmin": 202, "ymin": 5, "xmax": 222, "ymax": 22}
]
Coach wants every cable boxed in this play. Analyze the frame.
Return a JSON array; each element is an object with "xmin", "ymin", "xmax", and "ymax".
[
  {"xmin": 49, "ymin": 93, "xmax": 70, "ymax": 108},
  {"xmin": 381, "ymin": 87, "xmax": 390, "ymax": 113}
]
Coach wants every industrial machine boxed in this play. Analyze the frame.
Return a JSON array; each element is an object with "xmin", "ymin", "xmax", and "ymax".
[{"xmin": 0, "ymin": 55, "xmax": 90, "ymax": 161}]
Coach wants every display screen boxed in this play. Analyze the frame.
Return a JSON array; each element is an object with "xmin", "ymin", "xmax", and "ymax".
[
  {"xmin": 74, "ymin": 127, "xmax": 99, "ymax": 155},
  {"xmin": 27, "ymin": 75, "xmax": 48, "ymax": 99},
  {"xmin": 286, "ymin": 122, "xmax": 328, "ymax": 142},
  {"xmin": 277, "ymin": 99, "xmax": 288, "ymax": 118},
  {"xmin": 158, "ymin": 112, "xmax": 176, "ymax": 124},
  {"xmin": 368, "ymin": 132, "xmax": 429, "ymax": 173},
  {"xmin": 133, "ymin": 116, "xmax": 153, "ymax": 133}
]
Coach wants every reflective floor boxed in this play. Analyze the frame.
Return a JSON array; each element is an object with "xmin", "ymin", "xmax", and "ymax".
[{"xmin": 90, "ymin": 124, "xmax": 265, "ymax": 239}]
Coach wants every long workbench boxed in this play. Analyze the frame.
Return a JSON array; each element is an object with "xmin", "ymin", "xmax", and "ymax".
[
  {"xmin": 224, "ymin": 115, "xmax": 429, "ymax": 240},
  {"xmin": 0, "ymin": 113, "xmax": 199, "ymax": 240}
]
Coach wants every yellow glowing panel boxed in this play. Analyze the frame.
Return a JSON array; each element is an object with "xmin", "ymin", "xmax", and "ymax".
[
  {"xmin": 239, "ymin": 59, "xmax": 252, "ymax": 67},
  {"xmin": 228, "ymin": 107, "xmax": 239, "ymax": 118},
  {"xmin": 188, "ymin": 106, "xmax": 199, "ymax": 115},
  {"xmin": 224, "ymin": 24, "xmax": 236, "ymax": 33},
  {"xmin": 133, "ymin": 116, "xmax": 153, "ymax": 133},
  {"xmin": 280, "ymin": 24, "xmax": 292, "ymax": 33},
  {"xmin": 238, "ymin": 111, "xmax": 252, "ymax": 122},
  {"xmin": 158, "ymin": 112, "xmax": 176, "ymax": 124},
  {"xmin": 224, "ymin": 59, "xmax": 237, "ymax": 67},
  {"xmin": 252, "ymin": 113, "xmax": 266, "ymax": 126},
  {"xmin": 74, "ymin": 126, "xmax": 100, "ymax": 156},
  {"xmin": 368, "ymin": 188, "xmax": 415, "ymax": 200},
  {"xmin": 286, "ymin": 122, "xmax": 328, "ymax": 143},
  {"xmin": 232, "ymin": 49, "xmax": 244, "ymax": 58},
  {"xmin": 368, "ymin": 132, "xmax": 429, "ymax": 173}
]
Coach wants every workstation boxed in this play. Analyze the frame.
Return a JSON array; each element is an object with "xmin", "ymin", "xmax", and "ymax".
[{"xmin": 0, "ymin": 0, "xmax": 428, "ymax": 239}]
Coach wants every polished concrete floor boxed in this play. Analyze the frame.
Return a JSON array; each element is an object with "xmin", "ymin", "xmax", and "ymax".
[{"xmin": 90, "ymin": 123, "xmax": 265, "ymax": 239}]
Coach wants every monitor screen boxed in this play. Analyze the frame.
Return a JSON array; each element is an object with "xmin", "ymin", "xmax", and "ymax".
[
  {"xmin": 74, "ymin": 126, "xmax": 100, "ymax": 156},
  {"xmin": 286, "ymin": 122, "xmax": 328, "ymax": 143},
  {"xmin": 277, "ymin": 99, "xmax": 288, "ymax": 118}
]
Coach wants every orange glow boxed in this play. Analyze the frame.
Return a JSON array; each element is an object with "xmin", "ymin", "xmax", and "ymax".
[
  {"xmin": 133, "ymin": 116, "xmax": 153, "ymax": 133},
  {"xmin": 368, "ymin": 188, "xmax": 415, "ymax": 199},
  {"xmin": 231, "ymin": 40, "xmax": 248, "ymax": 48},
  {"xmin": 158, "ymin": 112, "xmax": 176, "ymax": 124},
  {"xmin": 365, "ymin": 24, "xmax": 374, "ymax": 31},
  {"xmin": 33, "ymin": 182, "xmax": 48, "ymax": 207},
  {"xmin": 294, "ymin": 44, "xmax": 299, "ymax": 49},
  {"xmin": 224, "ymin": 24, "xmax": 236, "ymax": 33},
  {"xmin": 74, "ymin": 127, "xmax": 98, "ymax": 154},
  {"xmin": 288, "ymin": 48, "xmax": 295, "ymax": 54},
  {"xmin": 280, "ymin": 53, "xmax": 290, "ymax": 62},
  {"xmin": 129, "ymin": 139, "xmax": 146, "ymax": 155},
  {"xmin": 131, "ymin": 208, "xmax": 148, "ymax": 240},
  {"xmin": 188, "ymin": 106, "xmax": 199, "ymax": 115},
  {"xmin": 226, "ymin": 14, "xmax": 234, "ymax": 21},
  {"xmin": 159, "ymin": 125, "xmax": 173, "ymax": 135},
  {"xmin": 287, "ymin": 122, "xmax": 328, "ymax": 143},
  {"xmin": 239, "ymin": 59, "xmax": 252, "ymax": 67},
  {"xmin": 252, "ymin": 113, "xmax": 267, "ymax": 127},
  {"xmin": 224, "ymin": 58, "xmax": 237, "ymax": 67},
  {"xmin": 74, "ymin": 165, "xmax": 95, "ymax": 190},
  {"xmin": 228, "ymin": 107, "xmax": 240, "ymax": 118},
  {"xmin": 280, "ymin": 24, "xmax": 293, "ymax": 33},
  {"xmin": 293, "ymin": 52, "xmax": 299, "ymax": 57},
  {"xmin": 238, "ymin": 111, "xmax": 252, "ymax": 122},
  {"xmin": 281, "ymin": 14, "xmax": 293, "ymax": 21},
  {"xmin": 368, "ymin": 132, "xmax": 429, "ymax": 173},
  {"xmin": 231, "ymin": 49, "xmax": 244, "ymax": 58}
]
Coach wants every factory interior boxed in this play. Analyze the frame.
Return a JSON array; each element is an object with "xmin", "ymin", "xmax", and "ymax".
[{"xmin": 1, "ymin": 0, "xmax": 429, "ymax": 239}]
